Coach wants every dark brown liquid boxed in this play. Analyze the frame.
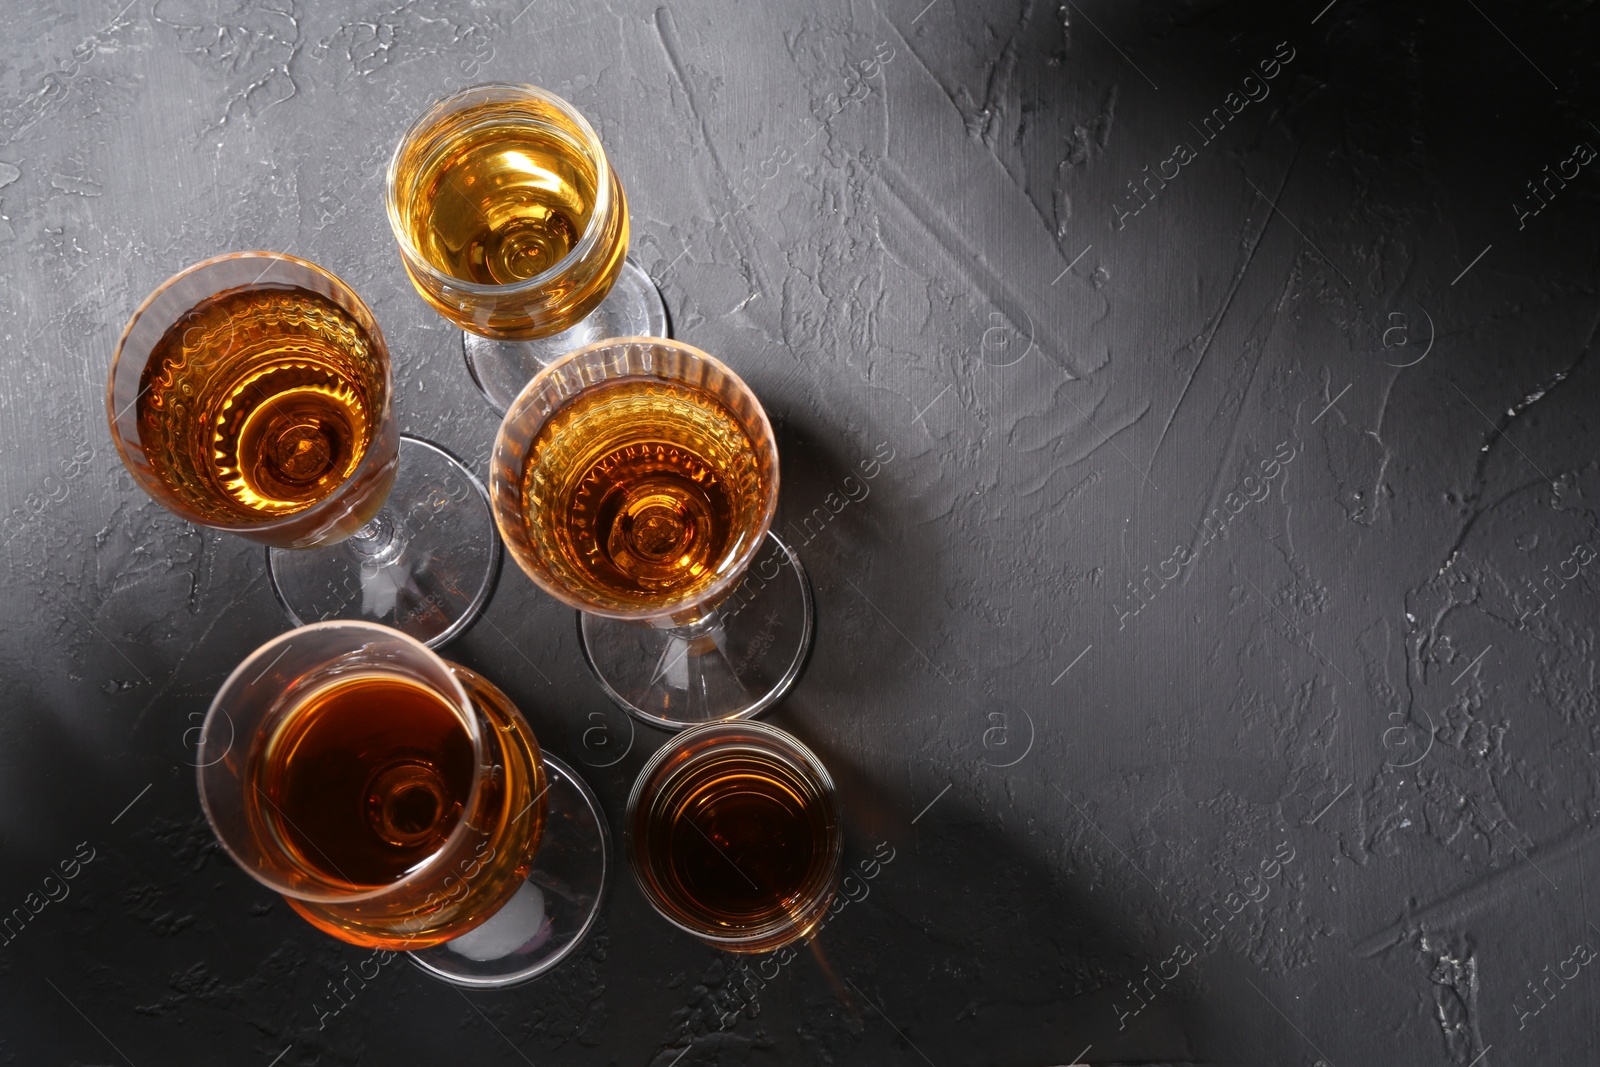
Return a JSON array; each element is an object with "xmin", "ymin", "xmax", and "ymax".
[
  {"xmin": 643, "ymin": 751, "xmax": 832, "ymax": 928},
  {"xmin": 253, "ymin": 673, "xmax": 475, "ymax": 888}
]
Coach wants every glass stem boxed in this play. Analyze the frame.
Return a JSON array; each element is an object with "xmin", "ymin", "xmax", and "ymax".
[
  {"xmin": 346, "ymin": 507, "xmax": 408, "ymax": 569},
  {"xmin": 653, "ymin": 603, "xmax": 724, "ymax": 640},
  {"xmin": 646, "ymin": 605, "xmax": 733, "ymax": 683},
  {"xmin": 641, "ymin": 604, "xmax": 735, "ymax": 693}
]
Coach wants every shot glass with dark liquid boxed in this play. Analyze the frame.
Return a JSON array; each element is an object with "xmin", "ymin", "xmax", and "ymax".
[
  {"xmin": 107, "ymin": 252, "xmax": 499, "ymax": 647},
  {"xmin": 625, "ymin": 720, "xmax": 842, "ymax": 952},
  {"xmin": 491, "ymin": 337, "xmax": 816, "ymax": 728},
  {"xmin": 386, "ymin": 83, "xmax": 667, "ymax": 412},
  {"xmin": 197, "ymin": 621, "xmax": 610, "ymax": 987}
]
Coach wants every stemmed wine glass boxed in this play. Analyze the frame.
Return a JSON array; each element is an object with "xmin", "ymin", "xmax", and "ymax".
[
  {"xmin": 626, "ymin": 720, "xmax": 841, "ymax": 951},
  {"xmin": 386, "ymin": 83, "xmax": 667, "ymax": 413},
  {"xmin": 197, "ymin": 620, "xmax": 609, "ymax": 987},
  {"xmin": 491, "ymin": 336, "xmax": 814, "ymax": 729},
  {"xmin": 106, "ymin": 252, "xmax": 498, "ymax": 647}
]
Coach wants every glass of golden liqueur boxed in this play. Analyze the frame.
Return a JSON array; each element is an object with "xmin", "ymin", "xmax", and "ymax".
[
  {"xmin": 197, "ymin": 621, "xmax": 610, "ymax": 988},
  {"xmin": 107, "ymin": 252, "xmax": 499, "ymax": 647},
  {"xmin": 386, "ymin": 83, "xmax": 667, "ymax": 413},
  {"xmin": 492, "ymin": 337, "xmax": 815, "ymax": 729},
  {"xmin": 626, "ymin": 720, "xmax": 841, "ymax": 952}
]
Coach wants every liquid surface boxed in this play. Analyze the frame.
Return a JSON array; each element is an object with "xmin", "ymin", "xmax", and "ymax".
[
  {"xmin": 405, "ymin": 117, "xmax": 597, "ymax": 286},
  {"xmin": 136, "ymin": 285, "xmax": 384, "ymax": 523},
  {"xmin": 520, "ymin": 377, "xmax": 769, "ymax": 612},
  {"xmin": 253, "ymin": 673, "xmax": 475, "ymax": 888},
  {"xmin": 644, "ymin": 751, "xmax": 831, "ymax": 928}
]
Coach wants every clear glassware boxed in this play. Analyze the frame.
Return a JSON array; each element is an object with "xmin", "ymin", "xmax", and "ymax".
[
  {"xmin": 106, "ymin": 251, "xmax": 498, "ymax": 647},
  {"xmin": 625, "ymin": 720, "xmax": 841, "ymax": 952},
  {"xmin": 197, "ymin": 621, "xmax": 609, "ymax": 987},
  {"xmin": 491, "ymin": 336, "xmax": 815, "ymax": 729},
  {"xmin": 386, "ymin": 82, "xmax": 668, "ymax": 414}
]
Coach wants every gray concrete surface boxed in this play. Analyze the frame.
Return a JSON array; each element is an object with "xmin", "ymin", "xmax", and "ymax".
[{"xmin": 1, "ymin": 0, "xmax": 1597, "ymax": 1063}]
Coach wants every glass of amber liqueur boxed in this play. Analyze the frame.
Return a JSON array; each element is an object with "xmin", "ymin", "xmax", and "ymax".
[
  {"xmin": 386, "ymin": 83, "xmax": 667, "ymax": 413},
  {"xmin": 197, "ymin": 620, "xmax": 609, "ymax": 987},
  {"xmin": 107, "ymin": 252, "xmax": 499, "ymax": 647}
]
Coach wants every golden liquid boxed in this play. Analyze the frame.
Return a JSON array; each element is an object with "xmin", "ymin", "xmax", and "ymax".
[
  {"xmin": 519, "ymin": 378, "xmax": 770, "ymax": 613},
  {"xmin": 136, "ymin": 286, "xmax": 384, "ymax": 524},
  {"xmin": 402, "ymin": 117, "xmax": 597, "ymax": 286},
  {"xmin": 633, "ymin": 744, "xmax": 837, "ymax": 946}
]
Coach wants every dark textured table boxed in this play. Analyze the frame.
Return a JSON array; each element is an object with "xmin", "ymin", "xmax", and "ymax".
[{"xmin": 4, "ymin": 1, "xmax": 1599, "ymax": 1063}]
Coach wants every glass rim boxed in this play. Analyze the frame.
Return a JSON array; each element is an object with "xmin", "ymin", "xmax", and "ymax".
[
  {"xmin": 623, "ymin": 719, "xmax": 842, "ymax": 949},
  {"xmin": 491, "ymin": 336, "xmax": 781, "ymax": 620},
  {"xmin": 196, "ymin": 620, "xmax": 489, "ymax": 906},
  {"xmin": 383, "ymin": 82, "xmax": 616, "ymax": 300},
  {"xmin": 105, "ymin": 250, "xmax": 397, "ymax": 537}
]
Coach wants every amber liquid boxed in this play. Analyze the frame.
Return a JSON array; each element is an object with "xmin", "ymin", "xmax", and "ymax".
[
  {"xmin": 248, "ymin": 666, "xmax": 546, "ymax": 949},
  {"xmin": 401, "ymin": 116, "xmax": 597, "ymax": 287},
  {"xmin": 519, "ymin": 378, "xmax": 770, "ymax": 613},
  {"xmin": 636, "ymin": 746, "xmax": 835, "ymax": 937},
  {"xmin": 136, "ymin": 286, "xmax": 383, "ymax": 524},
  {"xmin": 251, "ymin": 673, "xmax": 476, "ymax": 888}
]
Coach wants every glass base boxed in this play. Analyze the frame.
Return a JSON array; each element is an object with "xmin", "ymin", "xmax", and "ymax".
[
  {"xmin": 463, "ymin": 256, "xmax": 669, "ymax": 413},
  {"xmin": 578, "ymin": 532, "xmax": 815, "ymax": 730},
  {"xmin": 267, "ymin": 436, "xmax": 500, "ymax": 649},
  {"xmin": 408, "ymin": 754, "xmax": 611, "ymax": 988}
]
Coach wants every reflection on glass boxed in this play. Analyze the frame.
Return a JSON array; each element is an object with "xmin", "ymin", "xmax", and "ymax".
[
  {"xmin": 626, "ymin": 720, "xmax": 841, "ymax": 952},
  {"xmin": 386, "ymin": 83, "xmax": 667, "ymax": 412},
  {"xmin": 106, "ymin": 252, "xmax": 499, "ymax": 647},
  {"xmin": 198, "ymin": 621, "xmax": 609, "ymax": 987},
  {"xmin": 492, "ymin": 337, "xmax": 814, "ymax": 729}
]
